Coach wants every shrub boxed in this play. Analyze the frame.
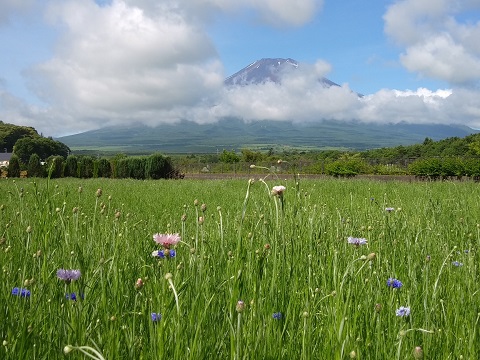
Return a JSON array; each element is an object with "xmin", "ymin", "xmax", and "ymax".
[
  {"xmin": 27, "ymin": 153, "xmax": 45, "ymax": 177},
  {"xmin": 7, "ymin": 154, "xmax": 21, "ymax": 177},
  {"xmin": 64, "ymin": 155, "xmax": 78, "ymax": 177},
  {"xmin": 46, "ymin": 156, "xmax": 64, "ymax": 178},
  {"xmin": 145, "ymin": 153, "xmax": 174, "ymax": 179}
]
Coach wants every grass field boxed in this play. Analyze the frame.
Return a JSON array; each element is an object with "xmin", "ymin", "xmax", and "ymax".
[{"xmin": 0, "ymin": 175, "xmax": 479, "ymax": 359}]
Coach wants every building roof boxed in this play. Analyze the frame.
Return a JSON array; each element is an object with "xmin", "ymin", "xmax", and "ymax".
[{"xmin": 0, "ymin": 153, "xmax": 13, "ymax": 161}]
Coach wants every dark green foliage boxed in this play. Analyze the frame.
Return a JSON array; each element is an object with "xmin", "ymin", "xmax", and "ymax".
[
  {"xmin": 324, "ymin": 159, "xmax": 371, "ymax": 177},
  {"xmin": 0, "ymin": 122, "xmax": 39, "ymax": 152},
  {"xmin": 96, "ymin": 158, "xmax": 112, "ymax": 178},
  {"xmin": 14, "ymin": 136, "xmax": 70, "ymax": 163},
  {"xmin": 145, "ymin": 153, "xmax": 174, "ymax": 179},
  {"xmin": 241, "ymin": 149, "xmax": 264, "ymax": 163},
  {"xmin": 219, "ymin": 149, "xmax": 240, "ymax": 164},
  {"xmin": 77, "ymin": 156, "xmax": 95, "ymax": 178},
  {"xmin": 110, "ymin": 154, "xmax": 127, "ymax": 178},
  {"xmin": 27, "ymin": 153, "xmax": 45, "ymax": 177},
  {"xmin": 64, "ymin": 155, "xmax": 78, "ymax": 177},
  {"xmin": 46, "ymin": 156, "xmax": 64, "ymax": 178},
  {"xmin": 7, "ymin": 154, "xmax": 21, "ymax": 177}
]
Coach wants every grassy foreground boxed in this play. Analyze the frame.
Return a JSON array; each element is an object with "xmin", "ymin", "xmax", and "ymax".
[{"xmin": 0, "ymin": 176, "xmax": 479, "ymax": 359}]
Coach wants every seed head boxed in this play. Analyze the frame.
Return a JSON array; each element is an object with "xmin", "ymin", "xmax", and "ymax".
[{"xmin": 236, "ymin": 300, "xmax": 245, "ymax": 313}]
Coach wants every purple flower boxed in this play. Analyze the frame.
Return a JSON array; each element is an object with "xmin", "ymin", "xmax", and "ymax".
[
  {"xmin": 385, "ymin": 207, "xmax": 395, "ymax": 212},
  {"xmin": 272, "ymin": 312, "xmax": 283, "ymax": 320},
  {"xmin": 387, "ymin": 278, "xmax": 403, "ymax": 289},
  {"xmin": 151, "ymin": 313, "xmax": 162, "ymax": 322},
  {"xmin": 347, "ymin": 237, "xmax": 367, "ymax": 246},
  {"xmin": 57, "ymin": 269, "xmax": 81, "ymax": 284},
  {"xmin": 12, "ymin": 287, "xmax": 30, "ymax": 297},
  {"xmin": 151, "ymin": 249, "xmax": 176, "ymax": 258},
  {"xmin": 65, "ymin": 293, "xmax": 84, "ymax": 301},
  {"xmin": 396, "ymin": 306, "xmax": 410, "ymax": 317},
  {"xmin": 452, "ymin": 261, "xmax": 463, "ymax": 267}
]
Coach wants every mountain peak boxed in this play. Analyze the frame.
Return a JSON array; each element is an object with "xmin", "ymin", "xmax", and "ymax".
[{"xmin": 224, "ymin": 57, "xmax": 340, "ymax": 88}]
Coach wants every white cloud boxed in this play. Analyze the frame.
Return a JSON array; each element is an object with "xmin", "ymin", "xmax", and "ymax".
[
  {"xmin": 384, "ymin": 0, "xmax": 480, "ymax": 85},
  {"xmin": 2, "ymin": 0, "xmax": 480, "ymax": 137}
]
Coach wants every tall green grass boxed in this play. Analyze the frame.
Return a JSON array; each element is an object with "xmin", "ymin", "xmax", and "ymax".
[{"xmin": 0, "ymin": 177, "xmax": 478, "ymax": 359}]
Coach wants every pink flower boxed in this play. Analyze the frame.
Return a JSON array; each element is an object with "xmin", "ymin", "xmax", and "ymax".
[
  {"xmin": 153, "ymin": 233, "xmax": 181, "ymax": 248},
  {"xmin": 271, "ymin": 185, "xmax": 286, "ymax": 196}
]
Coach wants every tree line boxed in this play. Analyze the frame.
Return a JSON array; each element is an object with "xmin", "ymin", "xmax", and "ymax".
[{"xmin": 6, "ymin": 153, "xmax": 180, "ymax": 179}]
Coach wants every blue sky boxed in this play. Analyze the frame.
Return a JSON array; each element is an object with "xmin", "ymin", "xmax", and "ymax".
[{"xmin": 0, "ymin": 0, "xmax": 479, "ymax": 136}]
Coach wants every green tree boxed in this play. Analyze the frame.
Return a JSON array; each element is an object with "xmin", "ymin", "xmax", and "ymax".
[
  {"xmin": 64, "ymin": 155, "xmax": 78, "ymax": 177},
  {"xmin": 0, "ymin": 122, "xmax": 39, "ymax": 152},
  {"xmin": 14, "ymin": 137, "xmax": 70, "ymax": 163},
  {"xmin": 27, "ymin": 153, "xmax": 45, "ymax": 177},
  {"xmin": 219, "ymin": 149, "xmax": 240, "ymax": 164},
  {"xmin": 96, "ymin": 158, "xmax": 112, "ymax": 178},
  {"xmin": 145, "ymin": 153, "xmax": 174, "ymax": 179},
  {"xmin": 46, "ymin": 156, "xmax": 64, "ymax": 178},
  {"xmin": 7, "ymin": 154, "xmax": 21, "ymax": 177}
]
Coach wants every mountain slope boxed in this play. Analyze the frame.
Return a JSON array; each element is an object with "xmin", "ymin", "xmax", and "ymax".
[{"xmin": 59, "ymin": 118, "xmax": 477, "ymax": 154}]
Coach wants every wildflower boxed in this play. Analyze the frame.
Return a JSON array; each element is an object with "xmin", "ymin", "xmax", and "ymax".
[
  {"xmin": 65, "ymin": 293, "xmax": 84, "ymax": 301},
  {"xmin": 271, "ymin": 185, "xmax": 286, "ymax": 196},
  {"xmin": 135, "ymin": 278, "xmax": 144, "ymax": 290},
  {"xmin": 347, "ymin": 237, "xmax": 368, "ymax": 246},
  {"xmin": 153, "ymin": 233, "xmax": 180, "ymax": 248},
  {"xmin": 395, "ymin": 306, "xmax": 410, "ymax": 317},
  {"xmin": 11, "ymin": 287, "xmax": 30, "ymax": 297},
  {"xmin": 387, "ymin": 278, "xmax": 403, "ymax": 289},
  {"xmin": 151, "ymin": 313, "xmax": 162, "ymax": 322},
  {"xmin": 96, "ymin": 188, "xmax": 102, "ymax": 197},
  {"xmin": 374, "ymin": 303, "xmax": 382, "ymax": 312},
  {"xmin": 57, "ymin": 269, "xmax": 81, "ymax": 284},
  {"xmin": 236, "ymin": 300, "xmax": 245, "ymax": 313},
  {"xmin": 385, "ymin": 207, "xmax": 395, "ymax": 212},
  {"xmin": 272, "ymin": 312, "xmax": 282, "ymax": 320},
  {"xmin": 151, "ymin": 249, "xmax": 176, "ymax": 258},
  {"xmin": 452, "ymin": 261, "xmax": 463, "ymax": 267},
  {"xmin": 413, "ymin": 346, "xmax": 423, "ymax": 359}
]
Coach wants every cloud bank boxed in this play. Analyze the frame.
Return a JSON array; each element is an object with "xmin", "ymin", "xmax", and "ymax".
[{"xmin": 0, "ymin": 0, "xmax": 480, "ymax": 136}]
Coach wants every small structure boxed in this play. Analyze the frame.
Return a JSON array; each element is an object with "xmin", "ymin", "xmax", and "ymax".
[{"xmin": 0, "ymin": 152, "xmax": 12, "ymax": 167}]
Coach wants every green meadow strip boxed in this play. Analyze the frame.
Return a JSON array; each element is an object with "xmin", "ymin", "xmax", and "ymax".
[{"xmin": 0, "ymin": 177, "xmax": 479, "ymax": 359}]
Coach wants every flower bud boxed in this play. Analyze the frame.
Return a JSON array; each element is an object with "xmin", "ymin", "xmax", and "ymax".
[
  {"xmin": 236, "ymin": 300, "xmax": 245, "ymax": 313},
  {"xmin": 135, "ymin": 278, "xmax": 144, "ymax": 290},
  {"xmin": 63, "ymin": 345, "xmax": 74, "ymax": 354},
  {"xmin": 96, "ymin": 188, "xmax": 102, "ymax": 197},
  {"xmin": 413, "ymin": 346, "xmax": 423, "ymax": 359}
]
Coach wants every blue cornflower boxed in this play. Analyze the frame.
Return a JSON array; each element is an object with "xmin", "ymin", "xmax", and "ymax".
[
  {"xmin": 12, "ymin": 287, "xmax": 30, "ymax": 297},
  {"xmin": 396, "ymin": 306, "xmax": 410, "ymax": 317},
  {"xmin": 387, "ymin": 278, "xmax": 403, "ymax": 289},
  {"xmin": 452, "ymin": 261, "xmax": 463, "ymax": 267},
  {"xmin": 151, "ymin": 313, "xmax": 162, "ymax": 322},
  {"xmin": 272, "ymin": 312, "xmax": 283, "ymax": 320},
  {"xmin": 347, "ymin": 237, "xmax": 367, "ymax": 246},
  {"xmin": 151, "ymin": 249, "xmax": 176, "ymax": 258},
  {"xmin": 65, "ymin": 293, "xmax": 84, "ymax": 301}
]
